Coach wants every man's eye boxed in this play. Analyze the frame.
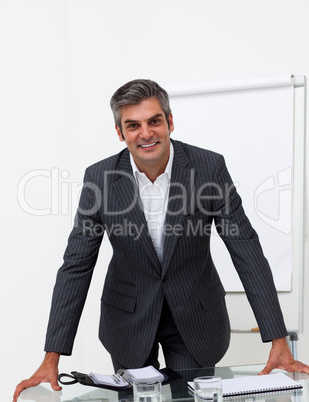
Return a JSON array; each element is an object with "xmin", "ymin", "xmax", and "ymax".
[
  {"xmin": 151, "ymin": 119, "xmax": 160, "ymax": 124},
  {"xmin": 128, "ymin": 124, "xmax": 137, "ymax": 128}
]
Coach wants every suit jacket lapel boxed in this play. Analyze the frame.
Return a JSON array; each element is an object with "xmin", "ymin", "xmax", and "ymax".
[
  {"xmin": 162, "ymin": 140, "xmax": 194, "ymax": 276},
  {"xmin": 112, "ymin": 149, "xmax": 161, "ymax": 272}
]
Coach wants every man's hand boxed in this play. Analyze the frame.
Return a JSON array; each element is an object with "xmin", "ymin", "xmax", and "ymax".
[
  {"xmin": 259, "ymin": 337, "xmax": 309, "ymax": 375},
  {"xmin": 13, "ymin": 352, "xmax": 62, "ymax": 402}
]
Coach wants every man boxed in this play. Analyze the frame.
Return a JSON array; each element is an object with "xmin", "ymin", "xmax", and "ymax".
[{"xmin": 14, "ymin": 79, "xmax": 309, "ymax": 401}]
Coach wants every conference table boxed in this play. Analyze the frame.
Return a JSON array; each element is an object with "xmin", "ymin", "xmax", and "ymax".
[{"xmin": 19, "ymin": 364, "xmax": 309, "ymax": 402}]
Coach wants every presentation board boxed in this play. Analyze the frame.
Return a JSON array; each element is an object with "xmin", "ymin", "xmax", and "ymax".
[{"xmin": 166, "ymin": 75, "xmax": 306, "ymax": 331}]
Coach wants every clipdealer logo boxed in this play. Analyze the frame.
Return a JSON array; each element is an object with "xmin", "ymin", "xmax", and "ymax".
[
  {"xmin": 17, "ymin": 168, "xmax": 83, "ymax": 223},
  {"xmin": 254, "ymin": 167, "xmax": 292, "ymax": 234},
  {"xmin": 17, "ymin": 167, "xmax": 293, "ymax": 235}
]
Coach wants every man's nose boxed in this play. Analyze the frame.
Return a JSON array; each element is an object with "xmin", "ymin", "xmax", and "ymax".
[{"xmin": 140, "ymin": 124, "xmax": 152, "ymax": 140}]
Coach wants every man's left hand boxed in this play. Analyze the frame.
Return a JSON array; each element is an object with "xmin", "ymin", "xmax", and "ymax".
[{"xmin": 259, "ymin": 337, "xmax": 309, "ymax": 375}]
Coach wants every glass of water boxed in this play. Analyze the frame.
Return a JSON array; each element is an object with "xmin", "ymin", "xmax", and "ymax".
[
  {"xmin": 193, "ymin": 376, "xmax": 222, "ymax": 402},
  {"xmin": 133, "ymin": 380, "xmax": 162, "ymax": 402}
]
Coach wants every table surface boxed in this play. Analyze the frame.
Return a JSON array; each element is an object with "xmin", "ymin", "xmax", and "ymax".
[{"xmin": 18, "ymin": 364, "xmax": 309, "ymax": 402}]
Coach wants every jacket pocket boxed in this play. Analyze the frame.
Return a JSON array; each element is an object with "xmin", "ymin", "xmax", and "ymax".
[
  {"xmin": 199, "ymin": 283, "xmax": 226, "ymax": 310},
  {"xmin": 102, "ymin": 287, "xmax": 136, "ymax": 313}
]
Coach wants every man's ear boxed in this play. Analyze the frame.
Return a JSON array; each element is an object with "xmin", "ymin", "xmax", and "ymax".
[
  {"xmin": 168, "ymin": 113, "xmax": 175, "ymax": 133},
  {"xmin": 115, "ymin": 125, "xmax": 125, "ymax": 142}
]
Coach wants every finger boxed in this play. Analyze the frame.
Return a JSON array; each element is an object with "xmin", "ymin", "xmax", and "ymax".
[
  {"xmin": 13, "ymin": 381, "xmax": 30, "ymax": 402},
  {"xmin": 13, "ymin": 377, "xmax": 42, "ymax": 401},
  {"xmin": 13, "ymin": 387, "xmax": 20, "ymax": 402},
  {"xmin": 50, "ymin": 378, "xmax": 62, "ymax": 392},
  {"xmin": 258, "ymin": 363, "xmax": 273, "ymax": 375},
  {"xmin": 289, "ymin": 361, "xmax": 309, "ymax": 374}
]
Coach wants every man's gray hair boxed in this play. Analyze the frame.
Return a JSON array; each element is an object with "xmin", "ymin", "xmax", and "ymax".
[{"xmin": 110, "ymin": 79, "xmax": 172, "ymax": 129}]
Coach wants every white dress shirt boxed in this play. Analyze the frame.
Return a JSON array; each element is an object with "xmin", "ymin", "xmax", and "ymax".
[{"xmin": 130, "ymin": 143, "xmax": 174, "ymax": 263}]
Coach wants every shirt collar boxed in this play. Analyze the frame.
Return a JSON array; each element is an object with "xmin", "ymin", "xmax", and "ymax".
[{"xmin": 129, "ymin": 142, "xmax": 174, "ymax": 182}]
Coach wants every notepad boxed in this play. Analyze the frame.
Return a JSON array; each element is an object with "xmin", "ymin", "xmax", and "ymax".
[
  {"xmin": 90, "ymin": 365, "xmax": 165, "ymax": 389},
  {"xmin": 188, "ymin": 372, "xmax": 302, "ymax": 397}
]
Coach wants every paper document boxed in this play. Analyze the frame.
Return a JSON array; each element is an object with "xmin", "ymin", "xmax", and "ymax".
[{"xmin": 188, "ymin": 372, "xmax": 302, "ymax": 397}]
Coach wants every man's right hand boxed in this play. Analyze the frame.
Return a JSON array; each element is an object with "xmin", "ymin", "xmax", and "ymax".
[{"xmin": 13, "ymin": 352, "xmax": 62, "ymax": 402}]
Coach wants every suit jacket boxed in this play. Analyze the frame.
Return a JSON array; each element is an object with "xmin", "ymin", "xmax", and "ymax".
[{"xmin": 45, "ymin": 139, "xmax": 287, "ymax": 368}]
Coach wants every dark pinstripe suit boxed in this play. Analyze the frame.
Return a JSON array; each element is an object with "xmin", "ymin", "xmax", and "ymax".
[{"xmin": 45, "ymin": 139, "xmax": 287, "ymax": 368}]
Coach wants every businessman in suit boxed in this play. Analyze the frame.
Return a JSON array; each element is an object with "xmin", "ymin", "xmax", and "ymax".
[{"xmin": 14, "ymin": 79, "xmax": 309, "ymax": 400}]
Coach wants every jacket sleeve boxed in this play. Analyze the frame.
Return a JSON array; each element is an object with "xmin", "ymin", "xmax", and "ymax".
[
  {"xmin": 212, "ymin": 155, "xmax": 288, "ymax": 342},
  {"xmin": 44, "ymin": 168, "xmax": 104, "ymax": 355}
]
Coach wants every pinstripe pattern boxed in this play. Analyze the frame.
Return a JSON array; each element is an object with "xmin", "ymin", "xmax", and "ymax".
[{"xmin": 44, "ymin": 139, "xmax": 287, "ymax": 368}]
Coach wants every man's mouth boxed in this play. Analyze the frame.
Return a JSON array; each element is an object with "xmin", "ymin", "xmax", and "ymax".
[{"xmin": 139, "ymin": 142, "xmax": 158, "ymax": 148}]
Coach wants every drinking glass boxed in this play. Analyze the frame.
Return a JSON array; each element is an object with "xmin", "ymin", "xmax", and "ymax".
[
  {"xmin": 193, "ymin": 376, "xmax": 222, "ymax": 402},
  {"xmin": 133, "ymin": 380, "xmax": 162, "ymax": 402}
]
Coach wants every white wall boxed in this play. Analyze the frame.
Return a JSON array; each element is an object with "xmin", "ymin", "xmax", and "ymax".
[{"xmin": 1, "ymin": 0, "xmax": 308, "ymax": 400}]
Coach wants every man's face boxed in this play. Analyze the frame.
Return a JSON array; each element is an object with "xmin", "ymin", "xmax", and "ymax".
[{"xmin": 115, "ymin": 98, "xmax": 174, "ymax": 176}]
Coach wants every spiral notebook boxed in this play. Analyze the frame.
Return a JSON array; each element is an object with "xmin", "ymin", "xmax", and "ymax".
[{"xmin": 188, "ymin": 372, "xmax": 302, "ymax": 397}]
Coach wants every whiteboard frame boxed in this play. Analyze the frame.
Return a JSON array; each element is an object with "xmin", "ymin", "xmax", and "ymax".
[{"xmin": 292, "ymin": 75, "xmax": 306, "ymax": 333}]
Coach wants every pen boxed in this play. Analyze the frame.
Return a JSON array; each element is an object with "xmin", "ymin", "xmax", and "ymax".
[{"xmin": 112, "ymin": 374, "xmax": 121, "ymax": 384}]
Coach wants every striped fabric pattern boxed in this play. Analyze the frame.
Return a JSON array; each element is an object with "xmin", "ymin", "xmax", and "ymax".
[{"xmin": 44, "ymin": 139, "xmax": 287, "ymax": 368}]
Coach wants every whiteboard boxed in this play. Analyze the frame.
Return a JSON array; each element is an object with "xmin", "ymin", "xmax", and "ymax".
[{"xmin": 166, "ymin": 75, "xmax": 306, "ymax": 331}]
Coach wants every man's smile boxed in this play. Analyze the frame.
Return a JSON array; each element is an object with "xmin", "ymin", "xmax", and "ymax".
[{"xmin": 139, "ymin": 142, "xmax": 159, "ymax": 149}]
